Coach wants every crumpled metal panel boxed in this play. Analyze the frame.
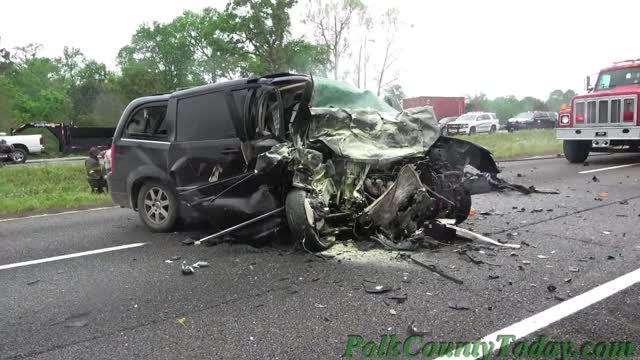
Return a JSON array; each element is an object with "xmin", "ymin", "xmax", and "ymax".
[
  {"xmin": 307, "ymin": 106, "xmax": 439, "ymax": 165},
  {"xmin": 361, "ymin": 165, "xmax": 425, "ymax": 228}
]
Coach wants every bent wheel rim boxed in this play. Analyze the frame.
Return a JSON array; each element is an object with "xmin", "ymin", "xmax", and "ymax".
[{"xmin": 143, "ymin": 187, "xmax": 170, "ymax": 225}]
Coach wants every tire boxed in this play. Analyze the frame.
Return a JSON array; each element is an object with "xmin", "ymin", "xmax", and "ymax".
[
  {"xmin": 489, "ymin": 125, "xmax": 497, "ymax": 134},
  {"xmin": 285, "ymin": 189, "xmax": 334, "ymax": 252},
  {"xmin": 468, "ymin": 127, "xmax": 476, "ymax": 135},
  {"xmin": 563, "ymin": 140, "xmax": 591, "ymax": 163},
  {"xmin": 11, "ymin": 148, "xmax": 27, "ymax": 163},
  {"xmin": 454, "ymin": 189, "xmax": 472, "ymax": 224},
  {"xmin": 137, "ymin": 181, "xmax": 179, "ymax": 232}
]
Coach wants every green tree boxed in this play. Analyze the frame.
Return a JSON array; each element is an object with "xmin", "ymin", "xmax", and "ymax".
[
  {"xmin": 305, "ymin": 0, "xmax": 365, "ymax": 80},
  {"xmin": 5, "ymin": 57, "xmax": 67, "ymax": 123},
  {"xmin": 383, "ymin": 83, "xmax": 405, "ymax": 111},
  {"xmin": 0, "ymin": 37, "xmax": 12, "ymax": 74},
  {"xmin": 172, "ymin": 8, "xmax": 245, "ymax": 82},
  {"xmin": 116, "ymin": 20, "xmax": 203, "ymax": 96},
  {"xmin": 223, "ymin": 0, "xmax": 330, "ymax": 75},
  {"xmin": 465, "ymin": 93, "xmax": 491, "ymax": 112},
  {"xmin": 491, "ymin": 95, "xmax": 525, "ymax": 122},
  {"xmin": 521, "ymin": 96, "xmax": 548, "ymax": 111}
]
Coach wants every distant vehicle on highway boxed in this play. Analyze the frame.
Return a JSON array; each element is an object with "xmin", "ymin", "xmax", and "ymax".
[
  {"xmin": 506, "ymin": 111, "xmax": 557, "ymax": 131},
  {"xmin": 438, "ymin": 116, "xmax": 459, "ymax": 135},
  {"xmin": 446, "ymin": 112, "xmax": 499, "ymax": 135},
  {"xmin": 0, "ymin": 132, "xmax": 44, "ymax": 163}
]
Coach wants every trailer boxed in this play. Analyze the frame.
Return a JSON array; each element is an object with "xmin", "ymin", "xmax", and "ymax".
[
  {"xmin": 402, "ymin": 96, "xmax": 465, "ymax": 121},
  {"xmin": 11, "ymin": 122, "xmax": 115, "ymax": 153}
]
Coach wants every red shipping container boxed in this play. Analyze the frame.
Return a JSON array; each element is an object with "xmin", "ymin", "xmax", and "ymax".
[{"xmin": 402, "ymin": 96, "xmax": 465, "ymax": 122}]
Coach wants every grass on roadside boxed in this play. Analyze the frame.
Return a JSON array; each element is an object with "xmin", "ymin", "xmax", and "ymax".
[
  {"xmin": 456, "ymin": 129, "xmax": 563, "ymax": 159},
  {"xmin": 0, "ymin": 162, "xmax": 112, "ymax": 216}
]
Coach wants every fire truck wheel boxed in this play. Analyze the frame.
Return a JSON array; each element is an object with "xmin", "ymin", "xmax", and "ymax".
[{"xmin": 563, "ymin": 140, "xmax": 591, "ymax": 163}]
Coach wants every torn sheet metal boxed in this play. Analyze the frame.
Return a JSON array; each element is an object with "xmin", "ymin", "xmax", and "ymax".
[
  {"xmin": 464, "ymin": 172, "xmax": 560, "ymax": 195},
  {"xmin": 308, "ymin": 107, "xmax": 439, "ymax": 165},
  {"xmin": 174, "ymin": 73, "xmax": 549, "ymax": 253},
  {"xmin": 445, "ymin": 224, "xmax": 521, "ymax": 249}
]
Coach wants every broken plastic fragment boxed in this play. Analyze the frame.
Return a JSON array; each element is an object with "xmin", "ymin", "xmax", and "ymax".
[
  {"xmin": 388, "ymin": 293, "xmax": 408, "ymax": 304},
  {"xmin": 447, "ymin": 302, "xmax": 470, "ymax": 310},
  {"xmin": 176, "ymin": 317, "xmax": 187, "ymax": 327},
  {"xmin": 445, "ymin": 224, "xmax": 520, "ymax": 249},
  {"xmin": 407, "ymin": 320, "xmax": 431, "ymax": 336},
  {"xmin": 568, "ymin": 267, "xmax": 579, "ymax": 273},
  {"xmin": 192, "ymin": 261, "xmax": 210, "ymax": 268},
  {"xmin": 597, "ymin": 192, "xmax": 608, "ymax": 198},
  {"xmin": 537, "ymin": 255, "xmax": 549, "ymax": 259},
  {"xmin": 314, "ymin": 303, "xmax": 327, "ymax": 308},
  {"xmin": 389, "ymin": 309, "xmax": 397, "ymax": 315},
  {"xmin": 364, "ymin": 284, "xmax": 392, "ymax": 294},
  {"xmin": 181, "ymin": 261, "xmax": 195, "ymax": 275}
]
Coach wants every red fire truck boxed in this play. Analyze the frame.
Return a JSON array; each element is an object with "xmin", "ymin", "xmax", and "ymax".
[{"xmin": 558, "ymin": 59, "xmax": 640, "ymax": 163}]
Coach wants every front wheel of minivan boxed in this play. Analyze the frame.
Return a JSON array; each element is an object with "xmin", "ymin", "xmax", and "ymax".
[{"xmin": 137, "ymin": 181, "xmax": 179, "ymax": 232}]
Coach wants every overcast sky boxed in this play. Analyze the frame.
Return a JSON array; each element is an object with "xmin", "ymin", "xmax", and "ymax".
[{"xmin": 2, "ymin": 0, "xmax": 639, "ymax": 100}]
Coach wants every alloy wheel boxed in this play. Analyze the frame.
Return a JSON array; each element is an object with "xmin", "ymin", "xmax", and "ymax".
[{"xmin": 143, "ymin": 187, "xmax": 170, "ymax": 225}]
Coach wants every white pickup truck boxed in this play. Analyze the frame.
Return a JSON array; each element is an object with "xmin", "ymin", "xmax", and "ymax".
[{"xmin": 0, "ymin": 132, "xmax": 44, "ymax": 163}]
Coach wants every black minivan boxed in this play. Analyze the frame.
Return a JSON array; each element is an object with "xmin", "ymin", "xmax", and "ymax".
[
  {"xmin": 108, "ymin": 74, "xmax": 310, "ymax": 233},
  {"xmin": 108, "ymin": 73, "xmax": 499, "ymax": 252}
]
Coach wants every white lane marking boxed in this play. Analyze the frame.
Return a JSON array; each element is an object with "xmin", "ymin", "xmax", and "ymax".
[
  {"xmin": 579, "ymin": 163, "xmax": 640, "ymax": 174},
  {"xmin": 434, "ymin": 266, "xmax": 640, "ymax": 359},
  {"xmin": 0, "ymin": 243, "xmax": 147, "ymax": 270},
  {"xmin": 0, "ymin": 206, "xmax": 118, "ymax": 223}
]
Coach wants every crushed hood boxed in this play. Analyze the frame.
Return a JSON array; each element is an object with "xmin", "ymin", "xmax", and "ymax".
[
  {"xmin": 307, "ymin": 107, "xmax": 439, "ymax": 165},
  {"xmin": 306, "ymin": 78, "xmax": 440, "ymax": 165}
]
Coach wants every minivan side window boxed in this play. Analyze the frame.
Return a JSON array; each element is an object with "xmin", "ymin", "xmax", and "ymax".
[
  {"xmin": 124, "ymin": 105, "xmax": 168, "ymax": 139},
  {"xmin": 177, "ymin": 92, "xmax": 236, "ymax": 142}
]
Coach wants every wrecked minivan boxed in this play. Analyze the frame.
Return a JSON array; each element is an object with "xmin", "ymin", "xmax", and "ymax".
[{"xmin": 108, "ymin": 73, "xmax": 500, "ymax": 251}]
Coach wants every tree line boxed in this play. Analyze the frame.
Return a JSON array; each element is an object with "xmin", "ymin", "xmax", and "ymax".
[
  {"xmin": 1, "ymin": 0, "xmax": 406, "ymax": 130},
  {"xmin": 0, "ymin": 0, "xmax": 576, "ymax": 131},
  {"xmin": 466, "ymin": 89, "xmax": 577, "ymax": 122}
]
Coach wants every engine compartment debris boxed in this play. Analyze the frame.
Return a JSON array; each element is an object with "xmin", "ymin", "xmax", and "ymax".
[{"xmin": 176, "ymin": 75, "xmax": 553, "ymax": 254}]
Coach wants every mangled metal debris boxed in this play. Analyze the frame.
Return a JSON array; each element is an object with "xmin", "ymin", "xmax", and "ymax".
[
  {"xmin": 444, "ymin": 224, "xmax": 520, "ymax": 249},
  {"xmin": 181, "ymin": 261, "xmax": 194, "ymax": 275},
  {"xmin": 179, "ymin": 75, "xmax": 549, "ymax": 252}
]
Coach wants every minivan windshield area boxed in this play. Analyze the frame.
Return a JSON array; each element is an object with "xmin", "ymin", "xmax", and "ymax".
[{"xmin": 596, "ymin": 66, "xmax": 640, "ymax": 90}]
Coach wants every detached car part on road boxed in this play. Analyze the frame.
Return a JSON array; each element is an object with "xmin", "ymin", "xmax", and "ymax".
[{"xmin": 108, "ymin": 74, "xmax": 503, "ymax": 251}]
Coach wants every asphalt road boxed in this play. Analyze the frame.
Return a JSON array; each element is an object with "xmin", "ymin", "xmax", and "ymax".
[{"xmin": 2, "ymin": 153, "xmax": 640, "ymax": 360}]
